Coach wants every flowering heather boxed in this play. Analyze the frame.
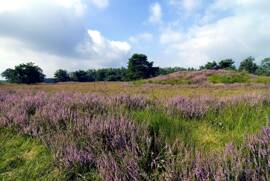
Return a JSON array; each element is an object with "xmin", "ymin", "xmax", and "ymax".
[
  {"xmin": 1, "ymin": 89, "xmax": 270, "ymax": 180},
  {"xmin": 166, "ymin": 93, "xmax": 270, "ymax": 119},
  {"xmin": 167, "ymin": 96, "xmax": 216, "ymax": 118},
  {"xmin": 219, "ymin": 93, "xmax": 270, "ymax": 107},
  {"xmin": 160, "ymin": 127, "xmax": 270, "ymax": 181},
  {"xmin": 109, "ymin": 94, "xmax": 149, "ymax": 110}
]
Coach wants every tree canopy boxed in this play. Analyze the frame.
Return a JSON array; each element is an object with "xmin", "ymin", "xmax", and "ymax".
[
  {"xmin": 256, "ymin": 58, "xmax": 270, "ymax": 76},
  {"xmin": 54, "ymin": 69, "xmax": 70, "ymax": 82},
  {"xmin": 200, "ymin": 59, "xmax": 235, "ymax": 70},
  {"xmin": 200, "ymin": 61, "xmax": 219, "ymax": 70},
  {"xmin": 127, "ymin": 54, "xmax": 159, "ymax": 80},
  {"xmin": 70, "ymin": 70, "xmax": 92, "ymax": 82},
  {"xmin": 239, "ymin": 56, "xmax": 258, "ymax": 74},
  {"xmin": 218, "ymin": 59, "xmax": 236, "ymax": 70},
  {"xmin": 1, "ymin": 62, "xmax": 45, "ymax": 84}
]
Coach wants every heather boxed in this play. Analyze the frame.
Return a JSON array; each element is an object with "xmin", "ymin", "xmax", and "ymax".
[{"xmin": 0, "ymin": 88, "xmax": 270, "ymax": 180}]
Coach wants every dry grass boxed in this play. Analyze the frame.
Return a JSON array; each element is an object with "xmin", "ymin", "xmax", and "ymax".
[{"xmin": 1, "ymin": 81, "xmax": 270, "ymax": 100}]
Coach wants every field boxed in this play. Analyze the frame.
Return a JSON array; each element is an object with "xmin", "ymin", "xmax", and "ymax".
[{"xmin": 0, "ymin": 70, "xmax": 270, "ymax": 180}]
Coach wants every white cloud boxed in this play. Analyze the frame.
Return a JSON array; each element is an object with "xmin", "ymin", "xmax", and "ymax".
[
  {"xmin": 0, "ymin": 0, "xmax": 109, "ymax": 15},
  {"xmin": 169, "ymin": 0, "xmax": 200, "ymax": 13},
  {"xmin": 160, "ymin": 29, "xmax": 182, "ymax": 45},
  {"xmin": 149, "ymin": 2, "xmax": 162, "ymax": 24},
  {"xmin": 159, "ymin": 0, "xmax": 270, "ymax": 68},
  {"xmin": 129, "ymin": 33, "xmax": 153, "ymax": 44},
  {"xmin": 0, "ymin": 0, "xmax": 87, "ymax": 16},
  {"xmin": 0, "ymin": 0, "xmax": 131, "ymax": 78},
  {"xmin": 0, "ymin": 30, "xmax": 131, "ymax": 77},
  {"xmin": 77, "ymin": 30, "xmax": 131, "ymax": 67},
  {"xmin": 89, "ymin": 0, "xmax": 109, "ymax": 9},
  {"xmin": 82, "ymin": 30, "xmax": 131, "ymax": 57}
]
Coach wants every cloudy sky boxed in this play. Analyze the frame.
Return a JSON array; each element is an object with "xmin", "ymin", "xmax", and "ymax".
[{"xmin": 0, "ymin": 0, "xmax": 269, "ymax": 77}]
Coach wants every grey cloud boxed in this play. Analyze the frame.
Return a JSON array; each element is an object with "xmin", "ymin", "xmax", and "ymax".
[{"xmin": 0, "ymin": 4, "xmax": 86, "ymax": 57}]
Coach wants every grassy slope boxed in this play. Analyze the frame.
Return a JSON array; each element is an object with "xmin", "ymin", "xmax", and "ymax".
[
  {"xmin": 0, "ymin": 128, "xmax": 61, "ymax": 180},
  {"xmin": 142, "ymin": 70, "xmax": 270, "ymax": 85}
]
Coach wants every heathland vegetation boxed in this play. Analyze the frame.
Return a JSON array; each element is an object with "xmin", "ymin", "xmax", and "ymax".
[{"xmin": 1, "ymin": 54, "xmax": 270, "ymax": 180}]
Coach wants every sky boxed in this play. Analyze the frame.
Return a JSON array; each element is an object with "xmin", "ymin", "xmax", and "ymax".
[{"xmin": 0, "ymin": 0, "xmax": 269, "ymax": 78}]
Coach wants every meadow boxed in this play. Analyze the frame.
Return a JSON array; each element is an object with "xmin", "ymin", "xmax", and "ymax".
[{"xmin": 0, "ymin": 70, "xmax": 270, "ymax": 180}]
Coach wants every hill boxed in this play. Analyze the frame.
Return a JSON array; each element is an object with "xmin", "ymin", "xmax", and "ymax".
[{"xmin": 144, "ymin": 70, "xmax": 270, "ymax": 85}]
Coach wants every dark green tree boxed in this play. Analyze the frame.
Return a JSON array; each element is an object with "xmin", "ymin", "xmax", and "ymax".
[
  {"xmin": 127, "ymin": 54, "xmax": 159, "ymax": 80},
  {"xmin": 87, "ymin": 70, "xmax": 97, "ymax": 81},
  {"xmin": 1, "ymin": 62, "xmax": 45, "ymax": 84},
  {"xmin": 239, "ymin": 56, "xmax": 258, "ymax": 74},
  {"xmin": 1, "ymin": 69, "xmax": 17, "ymax": 82},
  {"xmin": 200, "ymin": 61, "xmax": 219, "ymax": 70},
  {"xmin": 54, "ymin": 69, "xmax": 70, "ymax": 82},
  {"xmin": 256, "ymin": 57, "xmax": 270, "ymax": 76},
  {"xmin": 218, "ymin": 59, "xmax": 235, "ymax": 70},
  {"xmin": 95, "ymin": 69, "xmax": 107, "ymax": 81},
  {"xmin": 159, "ymin": 67, "xmax": 187, "ymax": 75},
  {"xmin": 70, "ymin": 70, "xmax": 91, "ymax": 82}
]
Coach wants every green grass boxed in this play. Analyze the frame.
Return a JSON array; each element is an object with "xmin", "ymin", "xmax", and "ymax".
[
  {"xmin": 255, "ymin": 76, "xmax": 270, "ymax": 84},
  {"xmin": 131, "ymin": 103, "xmax": 269, "ymax": 153},
  {"xmin": 0, "ymin": 127, "xmax": 62, "ymax": 180},
  {"xmin": 208, "ymin": 72, "xmax": 250, "ymax": 84}
]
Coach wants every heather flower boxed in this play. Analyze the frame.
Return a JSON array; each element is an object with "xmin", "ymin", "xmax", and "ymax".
[
  {"xmin": 1, "ymin": 89, "xmax": 270, "ymax": 180},
  {"xmin": 167, "ymin": 96, "xmax": 216, "ymax": 118},
  {"xmin": 109, "ymin": 94, "xmax": 149, "ymax": 110},
  {"xmin": 62, "ymin": 145, "xmax": 95, "ymax": 168}
]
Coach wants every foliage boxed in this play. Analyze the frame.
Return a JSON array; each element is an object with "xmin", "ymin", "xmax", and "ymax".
[
  {"xmin": 54, "ymin": 69, "xmax": 70, "ymax": 82},
  {"xmin": 158, "ymin": 67, "xmax": 187, "ymax": 75},
  {"xmin": 70, "ymin": 70, "xmax": 93, "ymax": 82},
  {"xmin": 1, "ymin": 62, "xmax": 45, "ymax": 84},
  {"xmin": 200, "ymin": 59, "xmax": 235, "ymax": 70},
  {"xmin": 87, "ymin": 68, "xmax": 127, "ymax": 81},
  {"xmin": 218, "ymin": 59, "xmax": 236, "ymax": 70},
  {"xmin": 127, "ymin": 54, "xmax": 159, "ymax": 80},
  {"xmin": 255, "ymin": 76, "xmax": 270, "ymax": 84},
  {"xmin": 200, "ymin": 61, "xmax": 219, "ymax": 70},
  {"xmin": 208, "ymin": 72, "xmax": 250, "ymax": 84},
  {"xmin": 256, "ymin": 57, "xmax": 270, "ymax": 76},
  {"xmin": 239, "ymin": 56, "xmax": 258, "ymax": 74}
]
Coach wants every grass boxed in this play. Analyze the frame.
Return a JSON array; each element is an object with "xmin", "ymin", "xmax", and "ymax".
[
  {"xmin": 208, "ymin": 72, "xmax": 250, "ymax": 84},
  {"xmin": 0, "ymin": 127, "xmax": 61, "ymax": 180},
  {"xmin": 131, "ymin": 103, "xmax": 269, "ymax": 153},
  {"xmin": 147, "ymin": 77, "xmax": 192, "ymax": 85},
  {"xmin": 255, "ymin": 76, "xmax": 270, "ymax": 84}
]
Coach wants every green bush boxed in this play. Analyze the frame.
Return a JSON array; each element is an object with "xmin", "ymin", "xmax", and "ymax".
[{"xmin": 208, "ymin": 73, "xmax": 250, "ymax": 84}]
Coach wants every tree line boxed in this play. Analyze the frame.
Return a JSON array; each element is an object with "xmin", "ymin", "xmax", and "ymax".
[
  {"xmin": 200, "ymin": 56, "xmax": 270, "ymax": 75},
  {"xmin": 2, "ymin": 54, "xmax": 270, "ymax": 84}
]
